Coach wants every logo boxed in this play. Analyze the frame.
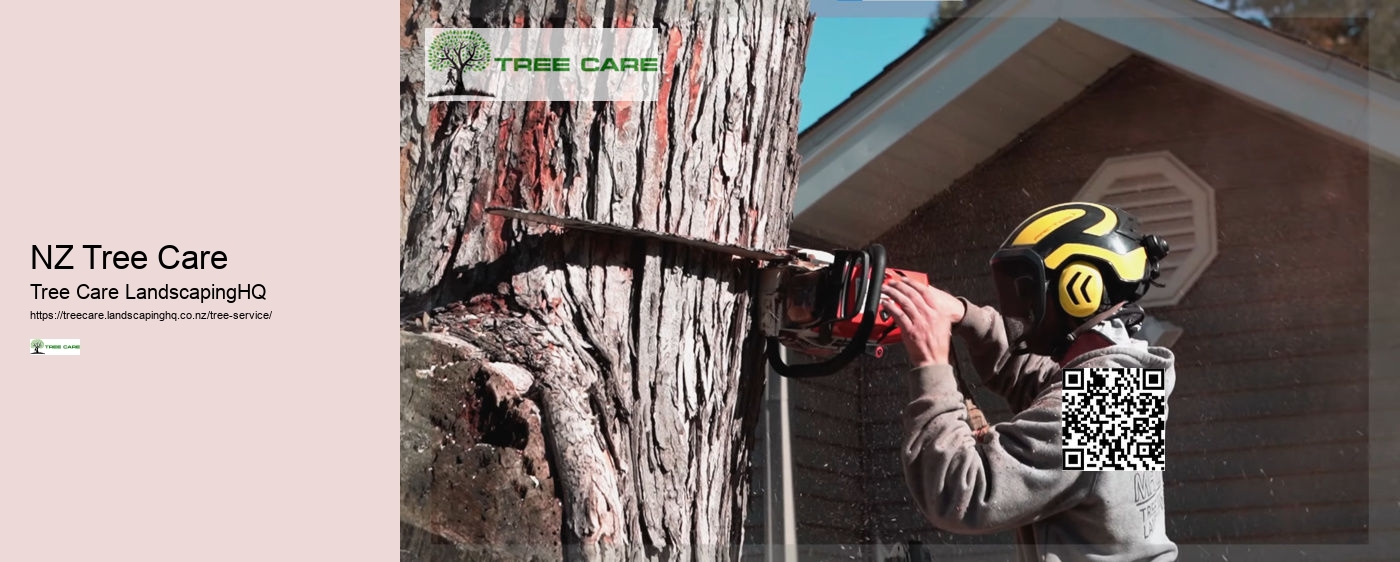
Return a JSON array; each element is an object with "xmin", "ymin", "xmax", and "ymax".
[
  {"xmin": 29, "ymin": 338, "xmax": 80, "ymax": 356},
  {"xmin": 428, "ymin": 29, "xmax": 495, "ymax": 98},
  {"xmin": 1134, "ymin": 472, "xmax": 1165, "ymax": 538},
  {"xmin": 424, "ymin": 28, "xmax": 661, "ymax": 102}
]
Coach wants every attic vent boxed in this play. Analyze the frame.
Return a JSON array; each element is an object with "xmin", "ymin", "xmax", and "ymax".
[{"xmin": 1075, "ymin": 151, "xmax": 1218, "ymax": 308}]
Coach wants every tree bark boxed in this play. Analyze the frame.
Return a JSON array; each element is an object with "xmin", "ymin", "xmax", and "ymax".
[{"xmin": 399, "ymin": 0, "xmax": 812, "ymax": 560}]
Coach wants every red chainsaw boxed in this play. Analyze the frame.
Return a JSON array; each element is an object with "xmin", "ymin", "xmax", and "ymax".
[
  {"xmin": 486, "ymin": 207, "xmax": 926, "ymax": 378},
  {"xmin": 755, "ymin": 242, "xmax": 987, "ymax": 434},
  {"xmin": 756, "ymin": 244, "xmax": 932, "ymax": 378}
]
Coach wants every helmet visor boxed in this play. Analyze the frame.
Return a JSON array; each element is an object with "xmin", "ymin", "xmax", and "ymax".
[{"xmin": 990, "ymin": 250, "xmax": 1046, "ymax": 326}]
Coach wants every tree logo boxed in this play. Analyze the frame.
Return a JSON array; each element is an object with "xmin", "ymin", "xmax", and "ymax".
[
  {"xmin": 29, "ymin": 338, "xmax": 79, "ymax": 355},
  {"xmin": 428, "ymin": 29, "xmax": 496, "ymax": 98}
]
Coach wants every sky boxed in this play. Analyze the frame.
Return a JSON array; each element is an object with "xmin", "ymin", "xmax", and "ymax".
[
  {"xmin": 798, "ymin": 17, "xmax": 932, "ymax": 132},
  {"xmin": 794, "ymin": 2, "xmax": 1273, "ymax": 133}
]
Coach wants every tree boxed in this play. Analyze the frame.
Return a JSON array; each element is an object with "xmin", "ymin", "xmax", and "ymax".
[
  {"xmin": 428, "ymin": 29, "xmax": 493, "ymax": 96},
  {"xmin": 399, "ymin": 1, "xmax": 813, "ymax": 560},
  {"xmin": 925, "ymin": 0, "xmax": 977, "ymax": 37},
  {"xmin": 31, "ymin": 339, "xmax": 43, "ymax": 354},
  {"xmin": 1224, "ymin": 0, "xmax": 1399, "ymax": 77}
]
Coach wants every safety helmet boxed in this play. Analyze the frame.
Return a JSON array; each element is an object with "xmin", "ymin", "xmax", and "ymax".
[{"xmin": 989, "ymin": 202, "xmax": 1171, "ymax": 343}]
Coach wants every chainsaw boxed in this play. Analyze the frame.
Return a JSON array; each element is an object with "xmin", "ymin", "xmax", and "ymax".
[
  {"xmin": 487, "ymin": 207, "xmax": 990, "ymax": 431},
  {"xmin": 486, "ymin": 207, "xmax": 925, "ymax": 376},
  {"xmin": 756, "ymin": 244, "xmax": 935, "ymax": 377}
]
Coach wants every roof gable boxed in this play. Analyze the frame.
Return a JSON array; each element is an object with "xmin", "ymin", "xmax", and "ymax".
[{"xmin": 795, "ymin": 0, "xmax": 1400, "ymax": 247}]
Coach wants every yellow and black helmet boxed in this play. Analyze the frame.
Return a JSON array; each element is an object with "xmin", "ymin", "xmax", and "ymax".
[{"xmin": 990, "ymin": 202, "xmax": 1171, "ymax": 330}]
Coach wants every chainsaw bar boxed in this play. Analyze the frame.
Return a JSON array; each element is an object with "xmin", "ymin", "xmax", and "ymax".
[{"xmin": 487, "ymin": 207, "xmax": 789, "ymax": 262}]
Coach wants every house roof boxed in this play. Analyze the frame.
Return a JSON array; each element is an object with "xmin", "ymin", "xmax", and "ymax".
[{"xmin": 793, "ymin": 0, "xmax": 1400, "ymax": 247}]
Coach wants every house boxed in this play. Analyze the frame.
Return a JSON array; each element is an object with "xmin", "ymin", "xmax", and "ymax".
[{"xmin": 745, "ymin": 0, "xmax": 1400, "ymax": 558}]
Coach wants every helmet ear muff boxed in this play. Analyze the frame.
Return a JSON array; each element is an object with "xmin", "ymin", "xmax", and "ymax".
[{"xmin": 1057, "ymin": 261, "xmax": 1105, "ymax": 319}]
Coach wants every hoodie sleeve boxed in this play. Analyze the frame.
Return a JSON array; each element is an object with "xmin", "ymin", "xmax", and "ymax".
[
  {"xmin": 954, "ymin": 297, "xmax": 1061, "ymax": 412},
  {"xmin": 901, "ymin": 363, "xmax": 1095, "ymax": 534}
]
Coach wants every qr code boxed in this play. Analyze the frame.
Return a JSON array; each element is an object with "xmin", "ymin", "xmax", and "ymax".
[{"xmin": 1061, "ymin": 367, "xmax": 1167, "ymax": 471}]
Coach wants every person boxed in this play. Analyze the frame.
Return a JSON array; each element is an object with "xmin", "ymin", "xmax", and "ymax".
[{"xmin": 881, "ymin": 201, "xmax": 1179, "ymax": 562}]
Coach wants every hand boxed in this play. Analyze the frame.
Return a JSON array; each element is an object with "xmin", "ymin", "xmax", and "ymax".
[{"xmin": 882, "ymin": 278, "xmax": 964, "ymax": 368}]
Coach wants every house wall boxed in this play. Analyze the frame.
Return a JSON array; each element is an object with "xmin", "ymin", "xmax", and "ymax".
[
  {"xmin": 787, "ymin": 368, "xmax": 870, "ymax": 546},
  {"xmin": 742, "ymin": 407, "xmax": 767, "ymax": 556},
  {"xmin": 742, "ymin": 330, "xmax": 873, "ymax": 554},
  {"xmin": 842, "ymin": 55, "xmax": 1373, "ymax": 546},
  {"xmin": 1367, "ymin": 157, "xmax": 1400, "ymax": 552}
]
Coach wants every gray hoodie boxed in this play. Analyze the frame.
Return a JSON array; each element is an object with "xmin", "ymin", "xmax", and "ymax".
[{"xmin": 900, "ymin": 298, "xmax": 1178, "ymax": 562}]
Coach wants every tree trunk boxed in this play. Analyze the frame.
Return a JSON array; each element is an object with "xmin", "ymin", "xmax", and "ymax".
[{"xmin": 399, "ymin": 1, "xmax": 812, "ymax": 560}]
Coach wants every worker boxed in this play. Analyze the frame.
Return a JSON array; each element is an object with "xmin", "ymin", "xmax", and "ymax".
[{"xmin": 881, "ymin": 201, "xmax": 1179, "ymax": 561}]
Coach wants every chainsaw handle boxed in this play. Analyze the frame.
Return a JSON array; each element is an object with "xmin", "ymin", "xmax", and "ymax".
[{"xmin": 768, "ymin": 244, "xmax": 887, "ymax": 378}]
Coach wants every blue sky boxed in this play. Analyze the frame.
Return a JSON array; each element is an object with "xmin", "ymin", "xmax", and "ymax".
[
  {"xmin": 798, "ymin": 18, "xmax": 931, "ymax": 132},
  {"xmin": 795, "ymin": 2, "xmax": 1271, "ymax": 133}
]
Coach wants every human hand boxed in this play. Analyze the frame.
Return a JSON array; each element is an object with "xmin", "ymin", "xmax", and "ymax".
[{"xmin": 881, "ymin": 278, "xmax": 965, "ymax": 368}]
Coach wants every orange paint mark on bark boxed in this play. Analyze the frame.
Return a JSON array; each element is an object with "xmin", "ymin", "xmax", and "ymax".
[
  {"xmin": 399, "ymin": 0, "xmax": 415, "ymax": 49},
  {"xmin": 516, "ymin": 101, "xmax": 549, "ymax": 209},
  {"xmin": 686, "ymin": 33, "xmax": 705, "ymax": 125},
  {"xmin": 498, "ymin": 116, "xmax": 514, "ymax": 150},
  {"xmin": 494, "ymin": 100, "xmax": 568, "ymax": 219},
  {"xmin": 615, "ymin": 100, "xmax": 632, "ymax": 128},
  {"xmin": 486, "ymin": 214, "xmax": 509, "ymax": 259},
  {"xmin": 743, "ymin": 208, "xmax": 760, "ymax": 247},
  {"xmin": 487, "ymin": 115, "xmax": 517, "ymax": 228},
  {"xmin": 427, "ymin": 104, "xmax": 447, "ymax": 143},
  {"xmin": 537, "ymin": 105, "xmax": 565, "ymax": 204},
  {"xmin": 655, "ymin": 28, "xmax": 683, "ymax": 163},
  {"xmin": 488, "ymin": 127, "xmax": 520, "ymax": 257}
]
